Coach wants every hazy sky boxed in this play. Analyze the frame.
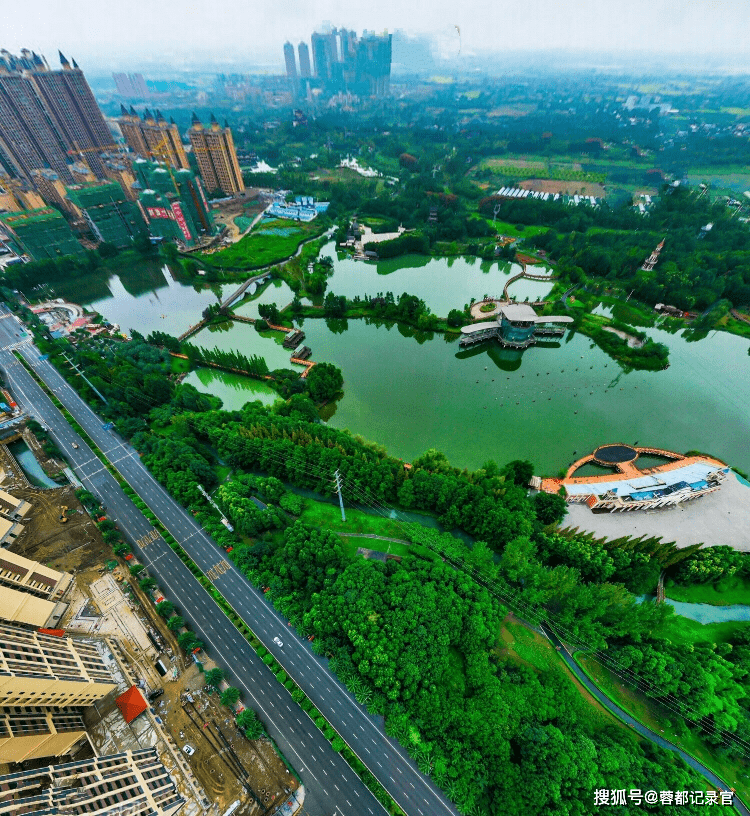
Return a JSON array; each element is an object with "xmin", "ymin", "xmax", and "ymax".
[{"xmin": 6, "ymin": 0, "xmax": 750, "ymax": 72}]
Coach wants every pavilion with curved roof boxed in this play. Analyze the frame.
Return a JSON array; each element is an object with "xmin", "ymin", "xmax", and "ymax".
[{"xmin": 460, "ymin": 303, "xmax": 573, "ymax": 349}]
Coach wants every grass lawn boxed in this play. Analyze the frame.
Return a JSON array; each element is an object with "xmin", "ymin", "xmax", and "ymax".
[
  {"xmin": 724, "ymin": 316, "xmax": 750, "ymax": 341},
  {"xmin": 170, "ymin": 356, "xmax": 190, "ymax": 374},
  {"xmin": 340, "ymin": 536, "xmax": 413, "ymax": 560},
  {"xmin": 298, "ymin": 497, "xmax": 441, "ymax": 562},
  {"xmin": 359, "ymin": 216, "xmax": 387, "ymax": 229},
  {"xmin": 298, "ymin": 499, "xmax": 407, "ymax": 539},
  {"xmin": 215, "ymin": 465, "xmax": 232, "ymax": 484},
  {"xmin": 652, "ymin": 614, "xmax": 750, "ymax": 647},
  {"xmin": 480, "ymin": 218, "xmax": 551, "ymax": 238},
  {"xmin": 576, "ymin": 653, "xmax": 749, "ymax": 803},
  {"xmin": 665, "ymin": 576, "xmax": 750, "ymax": 607},
  {"xmin": 595, "ymin": 295, "xmax": 658, "ymax": 327},
  {"xmin": 202, "ymin": 219, "xmax": 324, "ymax": 269},
  {"xmin": 339, "ymin": 536, "xmax": 439, "ymax": 563}
]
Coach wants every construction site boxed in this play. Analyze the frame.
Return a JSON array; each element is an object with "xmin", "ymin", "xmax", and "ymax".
[{"xmin": 0, "ymin": 426, "xmax": 300, "ymax": 816}]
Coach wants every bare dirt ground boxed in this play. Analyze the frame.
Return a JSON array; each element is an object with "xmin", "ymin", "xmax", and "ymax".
[
  {"xmin": 159, "ymin": 663, "xmax": 299, "ymax": 815},
  {"xmin": 212, "ymin": 197, "xmax": 265, "ymax": 242},
  {"xmin": 485, "ymin": 104, "xmax": 537, "ymax": 118},
  {"xmin": 68, "ymin": 566, "xmax": 298, "ymax": 814},
  {"xmin": 484, "ymin": 157, "xmax": 547, "ymax": 169},
  {"xmin": 519, "ymin": 178, "xmax": 607, "ymax": 197},
  {"xmin": 7, "ymin": 483, "xmax": 108, "ymax": 573}
]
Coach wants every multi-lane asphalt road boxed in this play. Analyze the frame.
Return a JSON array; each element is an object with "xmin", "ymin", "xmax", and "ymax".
[{"xmin": 0, "ymin": 306, "xmax": 458, "ymax": 816}]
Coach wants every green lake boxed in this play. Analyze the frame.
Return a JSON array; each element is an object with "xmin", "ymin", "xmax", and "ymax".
[
  {"xmin": 50, "ymin": 259, "xmax": 230, "ymax": 338},
  {"xmin": 308, "ymin": 242, "xmax": 554, "ymax": 313},
  {"xmin": 48, "ymin": 253, "xmax": 750, "ymax": 475}
]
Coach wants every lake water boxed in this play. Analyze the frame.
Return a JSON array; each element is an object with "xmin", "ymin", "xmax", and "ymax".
[
  {"xmin": 191, "ymin": 320, "xmax": 294, "ymax": 372},
  {"xmin": 51, "ymin": 253, "xmax": 750, "ymax": 475},
  {"xmin": 182, "ymin": 367, "xmax": 279, "ymax": 409},
  {"xmin": 233, "ymin": 278, "xmax": 296, "ymax": 319},
  {"xmin": 665, "ymin": 599, "xmax": 750, "ymax": 624},
  {"xmin": 51, "ymin": 259, "xmax": 231, "ymax": 338},
  {"xmin": 311, "ymin": 243, "xmax": 553, "ymax": 314}
]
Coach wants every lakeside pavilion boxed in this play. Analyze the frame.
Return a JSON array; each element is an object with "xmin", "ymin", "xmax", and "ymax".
[
  {"xmin": 459, "ymin": 303, "xmax": 573, "ymax": 349},
  {"xmin": 536, "ymin": 444, "xmax": 730, "ymax": 512}
]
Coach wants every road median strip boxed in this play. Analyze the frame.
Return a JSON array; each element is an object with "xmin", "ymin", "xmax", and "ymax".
[{"xmin": 13, "ymin": 350, "xmax": 407, "ymax": 816}]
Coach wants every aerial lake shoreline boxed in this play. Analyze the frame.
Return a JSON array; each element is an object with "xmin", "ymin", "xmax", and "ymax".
[{"xmin": 47, "ymin": 250, "xmax": 750, "ymax": 476}]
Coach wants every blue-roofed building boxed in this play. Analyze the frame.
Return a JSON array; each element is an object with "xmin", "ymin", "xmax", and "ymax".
[
  {"xmin": 268, "ymin": 197, "xmax": 329, "ymax": 222},
  {"xmin": 554, "ymin": 446, "xmax": 730, "ymax": 512}
]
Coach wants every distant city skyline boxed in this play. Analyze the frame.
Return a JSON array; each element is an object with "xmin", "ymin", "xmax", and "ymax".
[{"xmin": 6, "ymin": 0, "xmax": 750, "ymax": 74}]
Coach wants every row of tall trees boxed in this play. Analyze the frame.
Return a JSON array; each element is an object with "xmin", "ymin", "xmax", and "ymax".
[
  {"xmin": 182, "ymin": 342, "xmax": 269, "ymax": 377},
  {"xmin": 186, "ymin": 405, "xmax": 560, "ymax": 551}
]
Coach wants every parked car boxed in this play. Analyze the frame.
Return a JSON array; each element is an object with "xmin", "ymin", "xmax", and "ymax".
[
  {"xmin": 148, "ymin": 688, "xmax": 164, "ymax": 701},
  {"xmin": 183, "ymin": 744, "xmax": 195, "ymax": 756}
]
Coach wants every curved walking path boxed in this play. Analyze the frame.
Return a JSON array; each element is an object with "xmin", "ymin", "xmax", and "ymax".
[
  {"xmin": 338, "ymin": 533, "xmax": 412, "ymax": 546},
  {"xmin": 542, "ymin": 626, "xmax": 749, "ymax": 815},
  {"xmin": 501, "ymin": 263, "xmax": 558, "ymax": 300}
]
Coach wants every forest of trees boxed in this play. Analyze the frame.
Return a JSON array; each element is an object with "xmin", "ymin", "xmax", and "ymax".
[
  {"xmin": 480, "ymin": 185, "xmax": 750, "ymax": 312},
  {"xmin": 226, "ymin": 515, "xmax": 744, "ymax": 816},
  {"xmin": 575, "ymin": 318, "xmax": 670, "ymax": 371},
  {"xmin": 21, "ymin": 316, "xmax": 748, "ymax": 815}
]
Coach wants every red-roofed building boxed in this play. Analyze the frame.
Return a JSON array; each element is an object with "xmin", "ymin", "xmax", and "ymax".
[{"xmin": 116, "ymin": 685, "xmax": 147, "ymax": 723}]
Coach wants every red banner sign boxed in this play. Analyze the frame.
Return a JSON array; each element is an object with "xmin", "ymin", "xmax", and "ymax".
[{"xmin": 171, "ymin": 201, "xmax": 192, "ymax": 241}]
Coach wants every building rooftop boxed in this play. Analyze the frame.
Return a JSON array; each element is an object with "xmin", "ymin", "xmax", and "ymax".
[
  {"xmin": 116, "ymin": 685, "xmax": 148, "ymax": 723},
  {"xmin": 0, "ymin": 546, "xmax": 72, "ymax": 599},
  {"xmin": 0, "ymin": 584, "xmax": 60, "ymax": 627},
  {"xmin": 500, "ymin": 303, "xmax": 538, "ymax": 321},
  {"xmin": 460, "ymin": 321, "xmax": 498, "ymax": 334},
  {"xmin": 564, "ymin": 461, "xmax": 727, "ymax": 497}
]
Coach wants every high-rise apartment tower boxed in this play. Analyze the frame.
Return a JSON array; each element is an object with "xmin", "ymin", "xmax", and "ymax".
[
  {"xmin": 0, "ymin": 50, "xmax": 116, "ymax": 182},
  {"xmin": 0, "ymin": 621, "xmax": 116, "ymax": 708},
  {"xmin": 117, "ymin": 106, "xmax": 189, "ymax": 170},
  {"xmin": 298, "ymin": 43, "xmax": 311, "ymax": 78},
  {"xmin": 187, "ymin": 113, "xmax": 243, "ymax": 196},
  {"xmin": 283, "ymin": 42, "xmax": 297, "ymax": 78}
]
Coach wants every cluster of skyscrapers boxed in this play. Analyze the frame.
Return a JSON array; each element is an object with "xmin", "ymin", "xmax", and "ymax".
[
  {"xmin": 284, "ymin": 28, "xmax": 392, "ymax": 98},
  {"xmin": 112, "ymin": 71, "xmax": 148, "ymax": 99},
  {"xmin": 0, "ymin": 49, "xmax": 116, "ymax": 184},
  {"xmin": 0, "ymin": 49, "xmax": 252, "ymax": 260}
]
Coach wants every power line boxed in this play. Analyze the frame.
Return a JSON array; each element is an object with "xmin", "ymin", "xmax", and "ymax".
[{"xmin": 335, "ymin": 476, "xmax": 750, "ymax": 763}]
